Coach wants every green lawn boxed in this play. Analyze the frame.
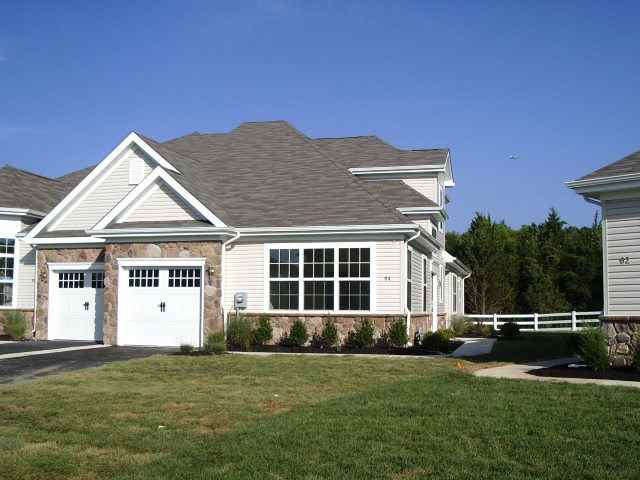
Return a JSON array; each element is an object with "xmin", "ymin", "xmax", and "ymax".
[
  {"xmin": 474, "ymin": 332, "xmax": 578, "ymax": 364},
  {"xmin": 1, "ymin": 354, "xmax": 638, "ymax": 479}
]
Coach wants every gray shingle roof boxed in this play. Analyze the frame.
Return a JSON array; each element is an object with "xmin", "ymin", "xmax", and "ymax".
[
  {"xmin": 578, "ymin": 150, "xmax": 640, "ymax": 181},
  {"xmin": 0, "ymin": 165, "xmax": 68, "ymax": 213},
  {"xmin": 104, "ymin": 220, "xmax": 214, "ymax": 230}
]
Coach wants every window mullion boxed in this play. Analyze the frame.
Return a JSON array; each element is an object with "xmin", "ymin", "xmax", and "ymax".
[{"xmin": 298, "ymin": 248, "xmax": 303, "ymax": 312}]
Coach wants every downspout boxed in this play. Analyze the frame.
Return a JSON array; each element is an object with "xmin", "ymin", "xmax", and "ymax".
[
  {"xmin": 220, "ymin": 230, "xmax": 241, "ymax": 334},
  {"xmin": 404, "ymin": 229, "xmax": 421, "ymax": 342},
  {"xmin": 32, "ymin": 245, "xmax": 38, "ymax": 338}
]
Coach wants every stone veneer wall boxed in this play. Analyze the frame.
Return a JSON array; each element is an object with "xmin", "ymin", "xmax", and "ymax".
[
  {"xmin": 602, "ymin": 316, "xmax": 640, "ymax": 367},
  {"xmin": 103, "ymin": 242, "xmax": 222, "ymax": 345},
  {"xmin": 36, "ymin": 248, "xmax": 105, "ymax": 340},
  {"xmin": 0, "ymin": 310, "xmax": 35, "ymax": 338},
  {"xmin": 229, "ymin": 312, "xmax": 448, "ymax": 345}
]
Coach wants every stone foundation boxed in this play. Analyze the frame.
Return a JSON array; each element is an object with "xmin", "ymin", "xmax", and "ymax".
[
  {"xmin": 0, "ymin": 309, "xmax": 35, "ymax": 338},
  {"xmin": 229, "ymin": 312, "xmax": 446, "ymax": 345},
  {"xmin": 602, "ymin": 316, "xmax": 640, "ymax": 367}
]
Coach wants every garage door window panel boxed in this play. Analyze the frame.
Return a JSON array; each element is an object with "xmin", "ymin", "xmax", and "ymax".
[
  {"xmin": 59, "ymin": 272, "xmax": 85, "ymax": 289},
  {"xmin": 129, "ymin": 269, "xmax": 159, "ymax": 287},
  {"xmin": 92, "ymin": 272, "xmax": 104, "ymax": 289},
  {"xmin": 169, "ymin": 268, "xmax": 201, "ymax": 288}
]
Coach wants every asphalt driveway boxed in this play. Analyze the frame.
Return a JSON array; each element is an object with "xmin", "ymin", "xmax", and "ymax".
[{"xmin": 0, "ymin": 343, "xmax": 175, "ymax": 384}]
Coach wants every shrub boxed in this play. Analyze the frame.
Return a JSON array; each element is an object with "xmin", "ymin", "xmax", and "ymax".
[
  {"xmin": 227, "ymin": 316, "xmax": 254, "ymax": 351},
  {"xmin": 466, "ymin": 322, "xmax": 494, "ymax": 338},
  {"xmin": 499, "ymin": 321, "xmax": 520, "ymax": 339},
  {"xmin": 253, "ymin": 315, "xmax": 273, "ymax": 346},
  {"xmin": 421, "ymin": 330, "xmax": 451, "ymax": 352},
  {"xmin": 376, "ymin": 331, "xmax": 390, "ymax": 349},
  {"xmin": 320, "ymin": 318, "xmax": 339, "ymax": 348},
  {"xmin": 285, "ymin": 319, "xmax": 308, "ymax": 347},
  {"xmin": 203, "ymin": 332, "xmax": 226, "ymax": 354},
  {"xmin": 450, "ymin": 315, "xmax": 468, "ymax": 337},
  {"xmin": 633, "ymin": 339, "xmax": 640, "ymax": 372},
  {"xmin": 344, "ymin": 318, "xmax": 376, "ymax": 349},
  {"xmin": 576, "ymin": 327, "xmax": 609, "ymax": 373},
  {"xmin": 5, "ymin": 312, "xmax": 26, "ymax": 340},
  {"xmin": 387, "ymin": 319, "xmax": 408, "ymax": 348},
  {"xmin": 180, "ymin": 343, "xmax": 194, "ymax": 354},
  {"xmin": 310, "ymin": 331, "xmax": 324, "ymax": 349}
]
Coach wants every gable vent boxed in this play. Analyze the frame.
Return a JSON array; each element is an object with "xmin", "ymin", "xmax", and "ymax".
[{"xmin": 128, "ymin": 153, "xmax": 145, "ymax": 185}]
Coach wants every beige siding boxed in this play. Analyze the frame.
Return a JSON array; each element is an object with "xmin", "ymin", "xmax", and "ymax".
[
  {"xmin": 122, "ymin": 182, "xmax": 202, "ymax": 223},
  {"xmin": 409, "ymin": 248, "xmax": 422, "ymax": 312},
  {"xmin": 604, "ymin": 197, "xmax": 640, "ymax": 314},
  {"xmin": 54, "ymin": 147, "xmax": 154, "ymax": 230},
  {"xmin": 16, "ymin": 239, "xmax": 36, "ymax": 309},
  {"xmin": 223, "ymin": 242, "xmax": 265, "ymax": 312},
  {"xmin": 375, "ymin": 240, "xmax": 402, "ymax": 313},
  {"xmin": 403, "ymin": 177, "xmax": 438, "ymax": 203}
]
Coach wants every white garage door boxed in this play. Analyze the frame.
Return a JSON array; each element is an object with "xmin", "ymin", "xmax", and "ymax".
[
  {"xmin": 50, "ymin": 270, "xmax": 104, "ymax": 341},
  {"xmin": 118, "ymin": 266, "xmax": 202, "ymax": 346}
]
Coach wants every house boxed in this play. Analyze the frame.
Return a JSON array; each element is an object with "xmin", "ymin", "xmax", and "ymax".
[
  {"xmin": 567, "ymin": 150, "xmax": 640, "ymax": 365},
  {"xmin": 0, "ymin": 121, "xmax": 470, "ymax": 346}
]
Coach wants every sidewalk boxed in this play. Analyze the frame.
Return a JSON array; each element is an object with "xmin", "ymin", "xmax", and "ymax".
[{"xmin": 450, "ymin": 337, "xmax": 496, "ymax": 357}]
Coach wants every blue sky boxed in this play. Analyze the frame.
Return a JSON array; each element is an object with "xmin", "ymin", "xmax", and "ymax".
[{"xmin": 1, "ymin": 1, "xmax": 639, "ymax": 232}]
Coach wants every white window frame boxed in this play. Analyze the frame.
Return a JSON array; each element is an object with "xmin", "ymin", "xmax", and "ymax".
[
  {"xmin": 438, "ymin": 264, "xmax": 444, "ymax": 303},
  {"xmin": 452, "ymin": 274, "xmax": 458, "ymax": 314},
  {"xmin": 406, "ymin": 249, "xmax": 412, "ymax": 311},
  {"xmin": 0, "ymin": 237, "xmax": 17, "ymax": 309},
  {"xmin": 422, "ymin": 256, "xmax": 428, "ymax": 312},
  {"xmin": 263, "ymin": 242, "xmax": 376, "ymax": 314}
]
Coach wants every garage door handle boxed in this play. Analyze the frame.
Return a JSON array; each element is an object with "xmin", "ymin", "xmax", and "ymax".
[
  {"xmin": 83, "ymin": 301, "xmax": 89, "ymax": 311},
  {"xmin": 159, "ymin": 301, "xmax": 166, "ymax": 313}
]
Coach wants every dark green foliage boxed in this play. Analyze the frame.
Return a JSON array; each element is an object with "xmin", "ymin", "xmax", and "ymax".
[
  {"xmin": 253, "ymin": 315, "xmax": 273, "ymax": 346},
  {"xmin": 5, "ymin": 311, "xmax": 26, "ymax": 340},
  {"xmin": 450, "ymin": 315, "xmax": 468, "ymax": 337},
  {"xmin": 319, "ymin": 318, "xmax": 339, "ymax": 348},
  {"xmin": 575, "ymin": 328, "xmax": 609, "ymax": 372},
  {"xmin": 387, "ymin": 319, "xmax": 408, "ymax": 348},
  {"xmin": 227, "ymin": 316, "xmax": 254, "ymax": 351},
  {"xmin": 633, "ymin": 341, "xmax": 640, "ymax": 372},
  {"xmin": 180, "ymin": 344, "xmax": 194, "ymax": 354},
  {"xmin": 447, "ymin": 209, "xmax": 603, "ymax": 314},
  {"xmin": 421, "ymin": 330, "xmax": 451, "ymax": 352},
  {"xmin": 344, "ymin": 318, "xmax": 376, "ymax": 349},
  {"xmin": 283, "ymin": 319, "xmax": 308, "ymax": 347},
  {"xmin": 499, "ymin": 321, "xmax": 520, "ymax": 339},
  {"xmin": 204, "ymin": 332, "xmax": 226, "ymax": 354}
]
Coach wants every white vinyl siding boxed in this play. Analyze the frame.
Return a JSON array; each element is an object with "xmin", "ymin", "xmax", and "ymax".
[
  {"xmin": 223, "ymin": 242, "xmax": 265, "ymax": 312},
  {"xmin": 54, "ymin": 147, "xmax": 154, "ymax": 230},
  {"xmin": 122, "ymin": 182, "xmax": 203, "ymax": 223},
  {"xmin": 403, "ymin": 177, "xmax": 438, "ymax": 203},
  {"xmin": 603, "ymin": 197, "xmax": 640, "ymax": 315},
  {"xmin": 410, "ymin": 248, "xmax": 422, "ymax": 312},
  {"xmin": 16, "ymin": 238, "xmax": 35, "ymax": 309},
  {"xmin": 375, "ymin": 240, "xmax": 402, "ymax": 313}
]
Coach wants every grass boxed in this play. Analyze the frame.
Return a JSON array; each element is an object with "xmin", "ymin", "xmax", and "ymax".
[
  {"xmin": 474, "ymin": 332, "xmax": 578, "ymax": 364},
  {"xmin": 1, "ymin": 353, "xmax": 639, "ymax": 479}
]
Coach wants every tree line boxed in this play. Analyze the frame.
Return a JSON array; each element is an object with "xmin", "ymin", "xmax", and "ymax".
[{"xmin": 446, "ymin": 209, "xmax": 603, "ymax": 314}]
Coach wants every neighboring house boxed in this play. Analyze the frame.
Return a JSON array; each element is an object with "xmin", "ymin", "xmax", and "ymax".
[
  {"xmin": 567, "ymin": 150, "xmax": 640, "ymax": 365},
  {"xmin": 0, "ymin": 121, "xmax": 469, "ymax": 346}
]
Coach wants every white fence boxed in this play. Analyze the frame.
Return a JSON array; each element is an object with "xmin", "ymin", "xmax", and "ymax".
[{"xmin": 466, "ymin": 311, "xmax": 601, "ymax": 332}]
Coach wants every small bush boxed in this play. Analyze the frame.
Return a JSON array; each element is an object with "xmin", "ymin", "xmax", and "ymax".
[
  {"xmin": 499, "ymin": 321, "xmax": 520, "ymax": 339},
  {"xmin": 576, "ymin": 328, "xmax": 609, "ymax": 373},
  {"xmin": 376, "ymin": 331, "xmax": 390, "ymax": 349},
  {"xmin": 5, "ymin": 312, "xmax": 26, "ymax": 340},
  {"xmin": 227, "ymin": 316, "xmax": 254, "ymax": 351},
  {"xmin": 344, "ymin": 318, "xmax": 376, "ymax": 349},
  {"xmin": 320, "ymin": 318, "xmax": 339, "ymax": 348},
  {"xmin": 387, "ymin": 319, "xmax": 408, "ymax": 348},
  {"xmin": 633, "ymin": 340, "xmax": 640, "ymax": 372},
  {"xmin": 204, "ymin": 332, "xmax": 226, "ymax": 354},
  {"xmin": 253, "ymin": 315, "xmax": 273, "ymax": 346},
  {"xmin": 310, "ymin": 331, "xmax": 324, "ymax": 349},
  {"xmin": 287, "ymin": 319, "xmax": 308, "ymax": 347},
  {"xmin": 466, "ymin": 322, "xmax": 494, "ymax": 338},
  {"xmin": 180, "ymin": 343, "xmax": 194, "ymax": 354},
  {"xmin": 421, "ymin": 330, "xmax": 451, "ymax": 352},
  {"xmin": 450, "ymin": 315, "xmax": 468, "ymax": 337}
]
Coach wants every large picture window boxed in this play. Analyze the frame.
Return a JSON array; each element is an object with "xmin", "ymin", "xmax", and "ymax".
[
  {"xmin": 268, "ymin": 245, "xmax": 371, "ymax": 312},
  {"xmin": 0, "ymin": 238, "xmax": 15, "ymax": 306}
]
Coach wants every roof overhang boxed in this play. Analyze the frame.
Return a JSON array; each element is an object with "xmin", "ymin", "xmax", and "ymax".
[
  {"xmin": 348, "ymin": 153, "xmax": 455, "ymax": 187},
  {"xmin": 0, "ymin": 208, "xmax": 46, "ymax": 219},
  {"xmin": 444, "ymin": 251, "xmax": 471, "ymax": 276},
  {"xmin": 86, "ymin": 226, "xmax": 236, "ymax": 241},
  {"xmin": 566, "ymin": 173, "xmax": 640, "ymax": 199},
  {"xmin": 397, "ymin": 207, "xmax": 448, "ymax": 220}
]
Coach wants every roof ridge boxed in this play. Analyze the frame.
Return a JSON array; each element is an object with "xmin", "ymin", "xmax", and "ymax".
[
  {"xmin": 1, "ymin": 164, "xmax": 62, "ymax": 183},
  {"xmin": 313, "ymin": 135, "xmax": 379, "ymax": 140}
]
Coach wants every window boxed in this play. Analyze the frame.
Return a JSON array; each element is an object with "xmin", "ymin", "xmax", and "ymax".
[
  {"xmin": 268, "ymin": 245, "xmax": 371, "ymax": 312},
  {"xmin": 269, "ymin": 248, "xmax": 299, "ymax": 310},
  {"xmin": 438, "ymin": 265, "xmax": 444, "ymax": 303},
  {"xmin": 91, "ymin": 271, "xmax": 104, "ymax": 289},
  {"xmin": 304, "ymin": 248, "xmax": 334, "ymax": 310},
  {"xmin": 422, "ymin": 257, "xmax": 428, "ymax": 312},
  {"xmin": 169, "ymin": 268, "xmax": 201, "ymax": 288},
  {"xmin": 59, "ymin": 272, "xmax": 85, "ymax": 289},
  {"xmin": 0, "ymin": 238, "xmax": 14, "ymax": 306},
  {"xmin": 452, "ymin": 275, "xmax": 458, "ymax": 313},
  {"xmin": 128, "ymin": 269, "xmax": 159, "ymax": 287},
  {"xmin": 406, "ymin": 250, "xmax": 412, "ymax": 311}
]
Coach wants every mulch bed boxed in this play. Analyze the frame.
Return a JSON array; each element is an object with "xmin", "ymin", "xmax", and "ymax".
[
  {"xmin": 228, "ymin": 341, "xmax": 463, "ymax": 356},
  {"xmin": 531, "ymin": 363, "xmax": 640, "ymax": 382}
]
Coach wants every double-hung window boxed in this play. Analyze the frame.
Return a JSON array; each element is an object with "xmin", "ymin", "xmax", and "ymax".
[
  {"xmin": 0, "ymin": 238, "xmax": 15, "ymax": 306},
  {"xmin": 438, "ymin": 265, "xmax": 444, "ymax": 303},
  {"xmin": 452, "ymin": 274, "xmax": 458, "ymax": 313},
  {"xmin": 422, "ymin": 257, "xmax": 428, "ymax": 312},
  {"xmin": 269, "ymin": 249, "xmax": 299, "ymax": 310},
  {"xmin": 268, "ymin": 245, "xmax": 371, "ymax": 312},
  {"xmin": 406, "ymin": 250, "xmax": 412, "ymax": 311}
]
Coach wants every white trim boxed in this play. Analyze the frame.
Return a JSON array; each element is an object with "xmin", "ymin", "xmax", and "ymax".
[
  {"xmin": 27, "ymin": 237, "xmax": 106, "ymax": 245},
  {"xmin": 262, "ymin": 242, "xmax": 376, "ymax": 314},
  {"xmin": 566, "ymin": 172, "xmax": 640, "ymax": 189},
  {"xmin": 116, "ymin": 257, "xmax": 205, "ymax": 347},
  {"xmin": 117, "ymin": 257, "xmax": 206, "ymax": 268},
  {"xmin": 349, "ymin": 165, "xmax": 446, "ymax": 175},
  {"xmin": 92, "ymin": 167, "xmax": 226, "ymax": 230},
  {"xmin": 118, "ymin": 183, "xmax": 162, "ymax": 223},
  {"xmin": 0, "ymin": 208, "xmax": 46, "ymax": 219},
  {"xmin": 25, "ymin": 132, "xmax": 181, "ymax": 240},
  {"xmin": 48, "ymin": 262, "xmax": 105, "ymax": 271},
  {"xmin": 602, "ymin": 212, "xmax": 609, "ymax": 316}
]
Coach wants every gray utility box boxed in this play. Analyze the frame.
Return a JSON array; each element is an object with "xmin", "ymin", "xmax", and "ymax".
[{"xmin": 234, "ymin": 292, "xmax": 248, "ymax": 310}]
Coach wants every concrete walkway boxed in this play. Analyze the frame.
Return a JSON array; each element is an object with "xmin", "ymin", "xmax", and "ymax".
[
  {"xmin": 450, "ymin": 337, "xmax": 496, "ymax": 357},
  {"xmin": 475, "ymin": 357, "xmax": 640, "ymax": 389}
]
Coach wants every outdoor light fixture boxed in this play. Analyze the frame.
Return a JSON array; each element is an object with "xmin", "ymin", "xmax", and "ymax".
[{"xmin": 206, "ymin": 265, "xmax": 215, "ymax": 283}]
